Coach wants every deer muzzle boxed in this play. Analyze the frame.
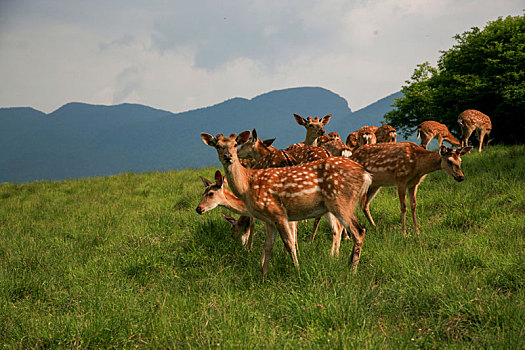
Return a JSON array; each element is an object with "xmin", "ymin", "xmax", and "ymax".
[{"xmin": 196, "ymin": 206, "xmax": 205, "ymax": 214}]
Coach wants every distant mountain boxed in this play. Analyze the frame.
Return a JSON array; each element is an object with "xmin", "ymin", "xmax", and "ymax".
[{"xmin": 0, "ymin": 87, "xmax": 401, "ymax": 183}]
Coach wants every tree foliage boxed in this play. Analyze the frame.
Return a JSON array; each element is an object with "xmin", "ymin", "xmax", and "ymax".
[{"xmin": 385, "ymin": 14, "xmax": 525, "ymax": 144}]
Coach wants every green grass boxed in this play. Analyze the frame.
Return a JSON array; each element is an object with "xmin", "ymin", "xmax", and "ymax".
[{"xmin": 1, "ymin": 145, "xmax": 524, "ymax": 348}]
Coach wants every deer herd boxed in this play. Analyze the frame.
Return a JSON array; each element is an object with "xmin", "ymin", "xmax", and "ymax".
[{"xmin": 197, "ymin": 109, "xmax": 492, "ymax": 276}]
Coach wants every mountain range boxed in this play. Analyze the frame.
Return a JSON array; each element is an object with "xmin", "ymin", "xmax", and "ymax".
[{"xmin": 0, "ymin": 87, "xmax": 403, "ymax": 183}]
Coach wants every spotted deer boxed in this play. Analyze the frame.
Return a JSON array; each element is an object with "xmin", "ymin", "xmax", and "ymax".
[
  {"xmin": 196, "ymin": 170, "xmax": 299, "ymax": 253},
  {"xmin": 239, "ymin": 129, "xmax": 338, "ymax": 244},
  {"xmin": 201, "ymin": 131, "xmax": 372, "ymax": 276},
  {"xmin": 375, "ymin": 125, "xmax": 397, "ymax": 143},
  {"xmin": 196, "ymin": 171, "xmax": 256, "ymax": 249},
  {"xmin": 457, "ymin": 109, "xmax": 492, "ymax": 152},
  {"xmin": 293, "ymin": 114, "xmax": 332, "ymax": 146},
  {"xmin": 351, "ymin": 142, "xmax": 472, "ymax": 236},
  {"xmin": 417, "ymin": 121, "xmax": 461, "ymax": 149}
]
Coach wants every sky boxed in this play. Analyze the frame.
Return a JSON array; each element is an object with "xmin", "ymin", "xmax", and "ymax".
[{"xmin": 0, "ymin": 1, "xmax": 523, "ymax": 114}]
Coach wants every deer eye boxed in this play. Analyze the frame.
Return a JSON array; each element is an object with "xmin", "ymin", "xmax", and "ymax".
[{"xmin": 208, "ymin": 192, "xmax": 214, "ymax": 197}]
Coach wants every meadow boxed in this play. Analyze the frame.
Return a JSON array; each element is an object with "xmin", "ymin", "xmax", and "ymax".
[{"xmin": 0, "ymin": 145, "xmax": 524, "ymax": 348}]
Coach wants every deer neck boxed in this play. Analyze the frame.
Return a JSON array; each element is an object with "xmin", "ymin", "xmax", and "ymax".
[
  {"xmin": 222, "ymin": 159, "xmax": 252, "ymax": 201},
  {"xmin": 221, "ymin": 188, "xmax": 250, "ymax": 216},
  {"xmin": 254, "ymin": 142, "xmax": 271, "ymax": 160},
  {"xmin": 444, "ymin": 133, "xmax": 461, "ymax": 147},
  {"xmin": 303, "ymin": 133, "xmax": 318, "ymax": 146},
  {"xmin": 416, "ymin": 150, "xmax": 442, "ymax": 175}
]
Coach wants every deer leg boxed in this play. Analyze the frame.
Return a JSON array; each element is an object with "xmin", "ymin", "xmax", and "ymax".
[
  {"xmin": 408, "ymin": 185, "xmax": 420, "ymax": 235},
  {"xmin": 397, "ymin": 185, "xmax": 408, "ymax": 236},
  {"xmin": 463, "ymin": 127, "xmax": 474, "ymax": 148},
  {"xmin": 420, "ymin": 135, "xmax": 429, "ymax": 149},
  {"xmin": 478, "ymin": 130, "xmax": 487, "ymax": 152},
  {"xmin": 325, "ymin": 213, "xmax": 343, "ymax": 257},
  {"xmin": 362, "ymin": 186, "xmax": 381, "ymax": 227},
  {"xmin": 345, "ymin": 216, "xmax": 366, "ymax": 273},
  {"xmin": 275, "ymin": 219, "xmax": 299, "ymax": 269},
  {"xmin": 309, "ymin": 217, "xmax": 322, "ymax": 243},
  {"xmin": 261, "ymin": 222, "xmax": 277, "ymax": 277},
  {"xmin": 437, "ymin": 135, "xmax": 443, "ymax": 148},
  {"xmin": 247, "ymin": 217, "xmax": 256, "ymax": 251},
  {"xmin": 290, "ymin": 221, "xmax": 299, "ymax": 257}
]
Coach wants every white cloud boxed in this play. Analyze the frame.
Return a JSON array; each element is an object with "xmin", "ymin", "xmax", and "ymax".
[{"xmin": 0, "ymin": 0, "xmax": 523, "ymax": 113}]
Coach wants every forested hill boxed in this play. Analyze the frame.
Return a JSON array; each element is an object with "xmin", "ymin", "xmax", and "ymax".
[{"xmin": 0, "ymin": 87, "xmax": 402, "ymax": 183}]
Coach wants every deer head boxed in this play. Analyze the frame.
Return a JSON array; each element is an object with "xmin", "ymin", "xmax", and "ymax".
[
  {"xmin": 294, "ymin": 113, "xmax": 332, "ymax": 145},
  {"xmin": 439, "ymin": 146, "xmax": 473, "ymax": 182},
  {"xmin": 201, "ymin": 131, "xmax": 251, "ymax": 166},
  {"xmin": 238, "ymin": 128, "xmax": 276, "ymax": 160},
  {"xmin": 196, "ymin": 170, "xmax": 228, "ymax": 214},
  {"xmin": 221, "ymin": 213, "xmax": 252, "ymax": 247}
]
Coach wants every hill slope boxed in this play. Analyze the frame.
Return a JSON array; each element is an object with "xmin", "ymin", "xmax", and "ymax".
[{"xmin": 0, "ymin": 87, "xmax": 401, "ymax": 183}]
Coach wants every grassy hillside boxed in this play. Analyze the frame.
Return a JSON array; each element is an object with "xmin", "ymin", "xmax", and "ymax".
[{"xmin": 1, "ymin": 145, "xmax": 524, "ymax": 348}]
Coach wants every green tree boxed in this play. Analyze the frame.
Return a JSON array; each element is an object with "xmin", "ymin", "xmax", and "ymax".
[{"xmin": 385, "ymin": 14, "xmax": 525, "ymax": 145}]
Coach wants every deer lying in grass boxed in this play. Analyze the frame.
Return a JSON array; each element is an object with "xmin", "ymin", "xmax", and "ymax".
[
  {"xmin": 375, "ymin": 125, "xmax": 397, "ymax": 143},
  {"xmin": 201, "ymin": 131, "xmax": 372, "ymax": 276},
  {"xmin": 417, "ymin": 121, "xmax": 461, "ymax": 149},
  {"xmin": 351, "ymin": 142, "xmax": 472, "ymax": 235}
]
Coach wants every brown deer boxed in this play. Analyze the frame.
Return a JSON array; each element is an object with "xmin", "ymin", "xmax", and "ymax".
[
  {"xmin": 417, "ymin": 121, "xmax": 461, "ymax": 149},
  {"xmin": 197, "ymin": 170, "xmax": 300, "ymax": 253},
  {"xmin": 375, "ymin": 125, "xmax": 397, "ymax": 143},
  {"xmin": 357, "ymin": 126, "xmax": 378, "ymax": 147},
  {"xmin": 457, "ymin": 109, "xmax": 492, "ymax": 152},
  {"xmin": 197, "ymin": 171, "xmax": 256, "ymax": 249},
  {"xmin": 201, "ymin": 131, "xmax": 371, "ymax": 276},
  {"xmin": 293, "ymin": 114, "xmax": 332, "ymax": 146},
  {"xmin": 351, "ymin": 142, "xmax": 472, "ymax": 236}
]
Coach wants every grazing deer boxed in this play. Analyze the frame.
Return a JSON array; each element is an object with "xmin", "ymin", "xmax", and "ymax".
[
  {"xmin": 457, "ymin": 109, "xmax": 492, "ymax": 152},
  {"xmin": 375, "ymin": 125, "xmax": 397, "ymax": 143},
  {"xmin": 417, "ymin": 121, "xmax": 461, "ymax": 149},
  {"xmin": 201, "ymin": 131, "xmax": 372, "ymax": 276},
  {"xmin": 357, "ymin": 126, "xmax": 379, "ymax": 147},
  {"xmin": 351, "ymin": 142, "xmax": 472, "ymax": 236},
  {"xmin": 197, "ymin": 171, "xmax": 255, "ymax": 249},
  {"xmin": 293, "ymin": 114, "xmax": 332, "ymax": 146},
  {"xmin": 197, "ymin": 170, "xmax": 299, "ymax": 253}
]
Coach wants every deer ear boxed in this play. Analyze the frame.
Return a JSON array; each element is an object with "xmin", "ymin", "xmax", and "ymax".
[
  {"xmin": 263, "ymin": 137, "xmax": 276, "ymax": 147},
  {"xmin": 320, "ymin": 114, "xmax": 332, "ymax": 126},
  {"xmin": 199, "ymin": 175, "xmax": 213, "ymax": 187},
  {"xmin": 236, "ymin": 130, "xmax": 251, "ymax": 145},
  {"xmin": 252, "ymin": 128, "xmax": 258, "ymax": 140},
  {"xmin": 439, "ymin": 145, "xmax": 451, "ymax": 156},
  {"xmin": 458, "ymin": 146, "xmax": 473, "ymax": 155},
  {"xmin": 214, "ymin": 170, "xmax": 223, "ymax": 187},
  {"xmin": 200, "ymin": 133, "xmax": 216, "ymax": 147},
  {"xmin": 221, "ymin": 212, "xmax": 237, "ymax": 225},
  {"xmin": 294, "ymin": 113, "xmax": 306, "ymax": 126}
]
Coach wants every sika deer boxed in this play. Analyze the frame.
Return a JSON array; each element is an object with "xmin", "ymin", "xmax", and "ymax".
[
  {"xmin": 457, "ymin": 109, "xmax": 492, "ymax": 152},
  {"xmin": 357, "ymin": 126, "xmax": 378, "ymax": 147},
  {"xmin": 201, "ymin": 131, "xmax": 372, "ymax": 276},
  {"xmin": 375, "ymin": 125, "xmax": 397, "ymax": 143},
  {"xmin": 417, "ymin": 121, "xmax": 460, "ymax": 149},
  {"xmin": 293, "ymin": 114, "xmax": 332, "ymax": 146},
  {"xmin": 196, "ymin": 170, "xmax": 299, "ymax": 253},
  {"xmin": 351, "ymin": 142, "xmax": 472, "ymax": 236}
]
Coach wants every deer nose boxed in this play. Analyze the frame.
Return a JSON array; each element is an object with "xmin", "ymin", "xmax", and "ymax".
[
  {"xmin": 456, "ymin": 175, "xmax": 465, "ymax": 182},
  {"xmin": 223, "ymin": 152, "xmax": 232, "ymax": 162},
  {"xmin": 196, "ymin": 207, "xmax": 203, "ymax": 214}
]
